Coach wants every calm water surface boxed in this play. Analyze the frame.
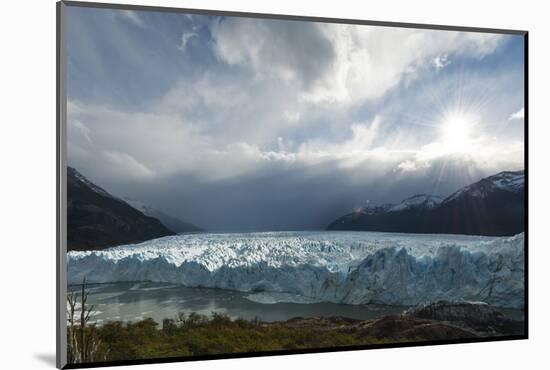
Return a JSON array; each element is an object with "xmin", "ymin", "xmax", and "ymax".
[
  {"xmin": 68, "ymin": 282, "xmax": 408, "ymax": 324},
  {"xmin": 68, "ymin": 282, "xmax": 524, "ymax": 325}
]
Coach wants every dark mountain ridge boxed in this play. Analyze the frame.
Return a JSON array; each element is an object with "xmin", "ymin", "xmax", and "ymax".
[
  {"xmin": 327, "ymin": 170, "xmax": 524, "ymax": 236},
  {"xmin": 67, "ymin": 167, "xmax": 176, "ymax": 251}
]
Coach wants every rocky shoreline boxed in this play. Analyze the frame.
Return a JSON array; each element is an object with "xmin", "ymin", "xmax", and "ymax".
[{"xmin": 270, "ymin": 301, "xmax": 524, "ymax": 341}]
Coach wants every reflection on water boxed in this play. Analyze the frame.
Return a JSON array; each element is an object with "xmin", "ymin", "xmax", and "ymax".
[
  {"xmin": 68, "ymin": 282, "xmax": 407, "ymax": 324},
  {"xmin": 68, "ymin": 282, "xmax": 524, "ymax": 324}
]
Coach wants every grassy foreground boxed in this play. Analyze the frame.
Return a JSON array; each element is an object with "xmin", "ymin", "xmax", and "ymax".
[
  {"xmin": 77, "ymin": 312, "xmax": 395, "ymax": 362},
  {"xmin": 67, "ymin": 282, "xmax": 522, "ymax": 365}
]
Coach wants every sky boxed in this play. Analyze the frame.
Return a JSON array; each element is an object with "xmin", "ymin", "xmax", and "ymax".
[{"xmin": 66, "ymin": 6, "xmax": 525, "ymax": 231}]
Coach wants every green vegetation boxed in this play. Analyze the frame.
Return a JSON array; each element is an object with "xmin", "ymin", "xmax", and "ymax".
[
  {"xmin": 78, "ymin": 312, "xmax": 392, "ymax": 362},
  {"xmin": 67, "ymin": 280, "xmax": 397, "ymax": 364}
]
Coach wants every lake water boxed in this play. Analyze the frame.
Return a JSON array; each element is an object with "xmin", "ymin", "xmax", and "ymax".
[
  {"xmin": 68, "ymin": 281, "xmax": 524, "ymax": 325},
  {"xmin": 68, "ymin": 281, "xmax": 408, "ymax": 324}
]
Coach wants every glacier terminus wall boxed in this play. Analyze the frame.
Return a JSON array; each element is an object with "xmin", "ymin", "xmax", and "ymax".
[{"xmin": 67, "ymin": 231, "xmax": 525, "ymax": 309}]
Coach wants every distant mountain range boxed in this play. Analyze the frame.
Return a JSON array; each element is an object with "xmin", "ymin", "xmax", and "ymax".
[
  {"xmin": 327, "ymin": 170, "xmax": 525, "ymax": 236},
  {"xmin": 67, "ymin": 167, "xmax": 525, "ymax": 250},
  {"xmin": 67, "ymin": 167, "xmax": 200, "ymax": 251},
  {"xmin": 123, "ymin": 198, "xmax": 202, "ymax": 233}
]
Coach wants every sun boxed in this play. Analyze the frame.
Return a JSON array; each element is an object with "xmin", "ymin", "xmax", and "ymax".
[{"xmin": 440, "ymin": 114, "xmax": 474, "ymax": 154}]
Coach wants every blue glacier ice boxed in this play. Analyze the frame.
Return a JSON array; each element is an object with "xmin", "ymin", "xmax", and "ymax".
[{"xmin": 68, "ymin": 231, "xmax": 524, "ymax": 308}]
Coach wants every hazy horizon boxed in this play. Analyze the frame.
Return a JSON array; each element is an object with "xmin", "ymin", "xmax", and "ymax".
[{"xmin": 66, "ymin": 8, "xmax": 525, "ymax": 231}]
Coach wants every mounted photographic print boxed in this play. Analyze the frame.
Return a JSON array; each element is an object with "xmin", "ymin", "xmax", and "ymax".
[{"xmin": 56, "ymin": 1, "xmax": 528, "ymax": 368}]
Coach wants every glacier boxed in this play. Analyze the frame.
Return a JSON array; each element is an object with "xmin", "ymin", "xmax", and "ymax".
[{"xmin": 67, "ymin": 231, "xmax": 525, "ymax": 309}]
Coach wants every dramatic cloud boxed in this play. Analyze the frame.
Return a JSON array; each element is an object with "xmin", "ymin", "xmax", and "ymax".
[
  {"xmin": 119, "ymin": 10, "xmax": 144, "ymax": 27},
  {"xmin": 509, "ymin": 107, "xmax": 525, "ymax": 120},
  {"xmin": 66, "ymin": 7, "xmax": 525, "ymax": 231},
  {"xmin": 396, "ymin": 160, "xmax": 418, "ymax": 172},
  {"xmin": 212, "ymin": 18, "xmax": 336, "ymax": 90},
  {"xmin": 212, "ymin": 19, "xmax": 502, "ymax": 104},
  {"xmin": 432, "ymin": 54, "xmax": 451, "ymax": 70},
  {"xmin": 178, "ymin": 31, "xmax": 198, "ymax": 51}
]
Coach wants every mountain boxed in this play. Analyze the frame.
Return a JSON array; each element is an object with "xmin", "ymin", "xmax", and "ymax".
[
  {"xmin": 387, "ymin": 194, "xmax": 443, "ymax": 212},
  {"xmin": 124, "ymin": 198, "xmax": 202, "ymax": 233},
  {"xmin": 442, "ymin": 170, "xmax": 524, "ymax": 202},
  {"xmin": 327, "ymin": 170, "xmax": 524, "ymax": 236},
  {"xmin": 67, "ymin": 167, "xmax": 175, "ymax": 251}
]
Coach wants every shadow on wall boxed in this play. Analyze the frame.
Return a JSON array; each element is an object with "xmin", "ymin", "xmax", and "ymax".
[{"xmin": 33, "ymin": 353, "xmax": 56, "ymax": 367}]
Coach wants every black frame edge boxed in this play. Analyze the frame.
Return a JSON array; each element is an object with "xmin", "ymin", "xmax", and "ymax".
[
  {"xmin": 523, "ymin": 32, "xmax": 529, "ymax": 339},
  {"xmin": 56, "ymin": 2, "xmax": 61, "ymax": 368},
  {"xmin": 56, "ymin": 1, "xmax": 529, "ymax": 369}
]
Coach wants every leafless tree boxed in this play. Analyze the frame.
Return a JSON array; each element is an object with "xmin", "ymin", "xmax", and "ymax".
[{"xmin": 67, "ymin": 278, "xmax": 101, "ymax": 363}]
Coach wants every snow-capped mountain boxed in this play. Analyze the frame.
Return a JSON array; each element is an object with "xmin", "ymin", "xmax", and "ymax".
[
  {"xmin": 443, "ymin": 170, "xmax": 524, "ymax": 203},
  {"xmin": 124, "ymin": 198, "xmax": 202, "ymax": 233},
  {"xmin": 356, "ymin": 203, "xmax": 394, "ymax": 216},
  {"xmin": 68, "ymin": 230, "xmax": 524, "ymax": 309},
  {"xmin": 327, "ymin": 170, "xmax": 525, "ymax": 236},
  {"xmin": 70, "ymin": 167, "xmax": 112, "ymax": 198},
  {"xmin": 388, "ymin": 194, "xmax": 443, "ymax": 212},
  {"xmin": 67, "ymin": 167, "xmax": 175, "ymax": 251}
]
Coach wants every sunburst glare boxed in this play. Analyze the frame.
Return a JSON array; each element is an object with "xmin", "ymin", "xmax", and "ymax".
[{"xmin": 439, "ymin": 112, "xmax": 476, "ymax": 154}]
